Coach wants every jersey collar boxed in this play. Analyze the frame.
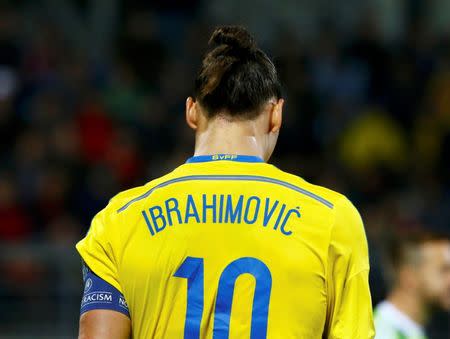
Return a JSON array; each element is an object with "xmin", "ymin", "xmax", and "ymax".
[{"xmin": 186, "ymin": 154, "xmax": 265, "ymax": 163}]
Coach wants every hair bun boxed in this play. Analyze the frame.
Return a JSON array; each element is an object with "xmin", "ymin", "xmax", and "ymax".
[{"xmin": 209, "ymin": 26, "xmax": 257, "ymax": 52}]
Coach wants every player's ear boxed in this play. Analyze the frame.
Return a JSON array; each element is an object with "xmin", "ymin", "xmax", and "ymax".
[
  {"xmin": 186, "ymin": 97, "xmax": 198, "ymax": 130},
  {"xmin": 269, "ymin": 98, "xmax": 283, "ymax": 133}
]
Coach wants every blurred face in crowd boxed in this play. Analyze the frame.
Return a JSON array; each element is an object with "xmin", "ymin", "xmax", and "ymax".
[{"xmin": 414, "ymin": 240, "xmax": 450, "ymax": 311}]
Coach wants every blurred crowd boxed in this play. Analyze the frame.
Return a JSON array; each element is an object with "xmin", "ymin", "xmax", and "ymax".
[{"xmin": 0, "ymin": 0, "xmax": 449, "ymax": 337}]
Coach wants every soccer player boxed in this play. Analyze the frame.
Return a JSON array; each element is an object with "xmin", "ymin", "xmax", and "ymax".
[
  {"xmin": 77, "ymin": 26, "xmax": 374, "ymax": 338},
  {"xmin": 374, "ymin": 231, "xmax": 450, "ymax": 338}
]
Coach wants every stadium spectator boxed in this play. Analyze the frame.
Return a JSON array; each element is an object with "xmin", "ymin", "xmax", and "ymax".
[{"xmin": 374, "ymin": 231, "xmax": 450, "ymax": 338}]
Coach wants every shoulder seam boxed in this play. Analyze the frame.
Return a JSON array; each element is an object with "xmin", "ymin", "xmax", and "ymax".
[
  {"xmin": 324, "ymin": 196, "xmax": 340, "ymax": 325},
  {"xmin": 116, "ymin": 174, "xmax": 335, "ymax": 213},
  {"xmin": 347, "ymin": 267, "xmax": 370, "ymax": 281}
]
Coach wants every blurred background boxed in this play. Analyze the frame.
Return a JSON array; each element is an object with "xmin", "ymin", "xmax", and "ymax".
[{"xmin": 0, "ymin": 0, "xmax": 449, "ymax": 338}]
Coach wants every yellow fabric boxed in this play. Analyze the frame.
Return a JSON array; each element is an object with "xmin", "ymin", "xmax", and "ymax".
[{"xmin": 76, "ymin": 159, "xmax": 374, "ymax": 338}]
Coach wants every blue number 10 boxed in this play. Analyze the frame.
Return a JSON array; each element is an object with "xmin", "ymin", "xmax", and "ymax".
[{"xmin": 174, "ymin": 256, "xmax": 272, "ymax": 339}]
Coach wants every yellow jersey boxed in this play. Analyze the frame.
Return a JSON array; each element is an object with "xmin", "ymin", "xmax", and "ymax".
[{"xmin": 76, "ymin": 154, "xmax": 374, "ymax": 338}]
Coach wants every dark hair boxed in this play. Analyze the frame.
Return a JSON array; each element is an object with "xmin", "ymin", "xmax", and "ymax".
[
  {"xmin": 193, "ymin": 26, "xmax": 282, "ymax": 119},
  {"xmin": 387, "ymin": 229, "xmax": 450, "ymax": 271},
  {"xmin": 384, "ymin": 229, "xmax": 450, "ymax": 286}
]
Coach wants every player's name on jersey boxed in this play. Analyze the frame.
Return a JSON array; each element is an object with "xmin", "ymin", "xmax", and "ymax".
[{"xmin": 141, "ymin": 194, "xmax": 301, "ymax": 237}]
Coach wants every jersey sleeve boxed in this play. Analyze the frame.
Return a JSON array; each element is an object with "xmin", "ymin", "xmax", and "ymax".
[
  {"xmin": 76, "ymin": 208, "xmax": 123, "ymax": 293},
  {"xmin": 325, "ymin": 197, "xmax": 375, "ymax": 339}
]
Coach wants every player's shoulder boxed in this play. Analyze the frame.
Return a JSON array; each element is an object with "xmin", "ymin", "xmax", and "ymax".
[
  {"xmin": 101, "ymin": 169, "xmax": 179, "ymax": 216},
  {"xmin": 270, "ymin": 165, "xmax": 353, "ymax": 211}
]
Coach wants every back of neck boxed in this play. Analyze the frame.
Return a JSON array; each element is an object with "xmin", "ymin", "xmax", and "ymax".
[{"xmin": 194, "ymin": 118, "xmax": 266, "ymax": 159}]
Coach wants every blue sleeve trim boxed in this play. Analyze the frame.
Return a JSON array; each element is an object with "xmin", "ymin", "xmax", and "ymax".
[{"xmin": 80, "ymin": 261, "xmax": 130, "ymax": 318}]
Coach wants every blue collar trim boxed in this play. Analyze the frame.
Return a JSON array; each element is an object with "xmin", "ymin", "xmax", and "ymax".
[{"xmin": 186, "ymin": 154, "xmax": 265, "ymax": 164}]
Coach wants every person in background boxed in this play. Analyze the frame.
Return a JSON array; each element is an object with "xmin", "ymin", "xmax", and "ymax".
[{"xmin": 374, "ymin": 231, "xmax": 450, "ymax": 338}]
